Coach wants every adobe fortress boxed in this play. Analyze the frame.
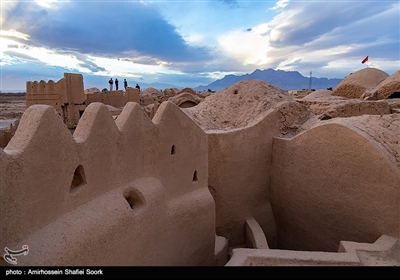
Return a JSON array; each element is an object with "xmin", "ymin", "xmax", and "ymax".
[{"xmin": 1, "ymin": 69, "xmax": 399, "ymax": 266}]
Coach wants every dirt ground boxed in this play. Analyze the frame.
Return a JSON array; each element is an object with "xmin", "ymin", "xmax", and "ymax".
[{"xmin": 0, "ymin": 93, "xmax": 26, "ymax": 128}]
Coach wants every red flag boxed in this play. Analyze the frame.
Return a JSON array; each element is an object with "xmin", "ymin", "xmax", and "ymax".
[{"xmin": 361, "ymin": 55, "xmax": 369, "ymax": 64}]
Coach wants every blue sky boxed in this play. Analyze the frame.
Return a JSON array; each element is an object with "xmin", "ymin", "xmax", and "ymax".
[{"xmin": 1, "ymin": 0, "xmax": 399, "ymax": 90}]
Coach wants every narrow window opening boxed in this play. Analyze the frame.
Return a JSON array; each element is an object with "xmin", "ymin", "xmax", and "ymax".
[
  {"xmin": 171, "ymin": 145, "xmax": 175, "ymax": 155},
  {"xmin": 70, "ymin": 165, "xmax": 86, "ymax": 194},
  {"xmin": 193, "ymin": 170, "xmax": 198, "ymax": 182}
]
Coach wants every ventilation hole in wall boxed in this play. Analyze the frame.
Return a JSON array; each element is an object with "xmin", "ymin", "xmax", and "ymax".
[
  {"xmin": 70, "ymin": 165, "xmax": 87, "ymax": 194},
  {"xmin": 319, "ymin": 114, "xmax": 332, "ymax": 121},
  {"xmin": 193, "ymin": 170, "xmax": 198, "ymax": 182},
  {"xmin": 171, "ymin": 145, "xmax": 175, "ymax": 155},
  {"xmin": 123, "ymin": 188, "xmax": 144, "ymax": 210},
  {"xmin": 388, "ymin": 92, "xmax": 400, "ymax": 99}
]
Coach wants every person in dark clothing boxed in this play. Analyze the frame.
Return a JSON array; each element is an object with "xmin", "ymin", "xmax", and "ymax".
[
  {"xmin": 109, "ymin": 78, "xmax": 113, "ymax": 91},
  {"xmin": 135, "ymin": 83, "xmax": 140, "ymax": 92},
  {"xmin": 115, "ymin": 78, "xmax": 119, "ymax": 90},
  {"xmin": 124, "ymin": 79, "xmax": 128, "ymax": 90}
]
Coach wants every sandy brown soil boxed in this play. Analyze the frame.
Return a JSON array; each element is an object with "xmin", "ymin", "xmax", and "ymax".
[{"xmin": 0, "ymin": 93, "xmax": 26, "ymax": 128}]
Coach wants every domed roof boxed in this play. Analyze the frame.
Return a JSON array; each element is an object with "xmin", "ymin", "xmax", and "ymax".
[
  {"xmin": 332, "ymin": 68, "xmax": 389, "ymax": 99},
  {"xmin": 366, "ymin": 70, "xmax": 400, "ymax": 99}
]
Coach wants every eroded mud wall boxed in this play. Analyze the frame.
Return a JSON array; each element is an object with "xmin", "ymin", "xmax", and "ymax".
[
  {"xmin": 270, "ymin": 116, "xmax": 400, "ymax": 252},
  {"xmin": 0, "ymin": 101, "xmax": 215, "ymax": 266}
]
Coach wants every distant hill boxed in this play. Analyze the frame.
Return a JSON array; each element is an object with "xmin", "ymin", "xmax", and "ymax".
[
  {"xmin": 194, "ymin": 68, "xmax": 342, "ymax": 91},
  {"xmin": 134, "ymin": 81, "xmax": 182, "ymax": 91},
  {"xmin": 0, "ymin": 90, "xmax": 26, "ymax": 94}
]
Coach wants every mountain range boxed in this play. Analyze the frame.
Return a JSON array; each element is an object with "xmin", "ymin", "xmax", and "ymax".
[
  {"xmin": 194, "ymin": 68, "xmax": 343, "ymax": 92},
  {"xmin": 0, "ymin": 69, "xmax": 343, "ymax": 93}
]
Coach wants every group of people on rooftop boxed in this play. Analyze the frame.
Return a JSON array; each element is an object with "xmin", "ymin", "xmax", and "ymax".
[{"xmin": 108, "ymin": 78, "xmax": 140, "ymax": 92}]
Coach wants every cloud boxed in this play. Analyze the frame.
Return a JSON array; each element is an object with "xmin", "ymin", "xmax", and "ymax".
[
  {"xmin": 270, "ymin": 0, "xmax": 290, "ymax": 11},
  {"xmin": 1, "ymin": 0, "xmax": 398, "ymax": 90},
  {"xmin": 3, "ymin": 51, "xmax": 40, "ymax": 62},
  {"xmin": 3, "ymin": 1, "xmax": 213, "ymax": 64},
  {"xmin": 1, "ymin": 62, "xmax": 71, "ymax": 84},
  {"xmin": 0, "ymin": 29, "xmax": 30, "ymax": 42},
  {"xmin": 218, "ymin": 1, "xmax": 399, "ymax": 74},
  {"xmin": 52, "ymin": 51, "xmax": 106, "ymax": 73},
  {"xmin": 35, "ymin": 0, "xmax": 59, "ymax": 9},
  {"xmin": 267, "ymin": 1, "xmax": 396, "ymax": 48},
  {"xmin": 217, "ymin": 24, "xmax": 271, "ymax": 65},
  {"xmin": 215, "ymin": 0, "xmax": 398, "ymax": 78},
  {"xmin": 272, "ymin": 2, "xmax": 398, "ymax": 69}
]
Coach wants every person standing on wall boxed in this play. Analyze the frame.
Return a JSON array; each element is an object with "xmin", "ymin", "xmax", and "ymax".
[
  {"xmin": 115, "ymin": 78, "xmax": 119, "ymax": 90},
  {"xmin": 136, "ymin": 83, "xmax": 140, "ymax": 92},
  {"xmin": 124, "ymin": 79, "xmax": 128, "ymax": 90},
  {"xmin": 109, "ymin": 78, "xmax": 113, "ymax": 91}
]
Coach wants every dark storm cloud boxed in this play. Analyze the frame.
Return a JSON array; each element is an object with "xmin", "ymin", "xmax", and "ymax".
[{"xmin": 3, "ymin": 1, "xmax": 213, "ymax": 63}]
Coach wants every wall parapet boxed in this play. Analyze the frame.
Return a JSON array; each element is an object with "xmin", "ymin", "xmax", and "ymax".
[
  {"xmin": 85, "ymin": 87, "xmax": 139, "ymax": 108},
  {"xmin": 1, "ymin": 101, "xmax": 215, "ymax": 265},
  {"xmin": 26, "ymin": 73, "xmax": 141, "ymax": 130},
  {"xmin": 26, "ymin": 73, "xmax": 85, "ymax": 129}
]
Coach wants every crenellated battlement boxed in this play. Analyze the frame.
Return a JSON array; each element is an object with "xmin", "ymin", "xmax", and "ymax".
[
  {"xmin": 26, "ymin": 79, "xmax": 62, "ymax": 113},
  {"xmin": 25, "ymin": 74, "xmax": 141, "ymax": 131},
  {"xmin": 0, "ymin": 101, "xmax": 215, "ymax": 265},
  {"xmin": 26, "ymin": 73, "xmax": 86, "ymax": 129}
]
